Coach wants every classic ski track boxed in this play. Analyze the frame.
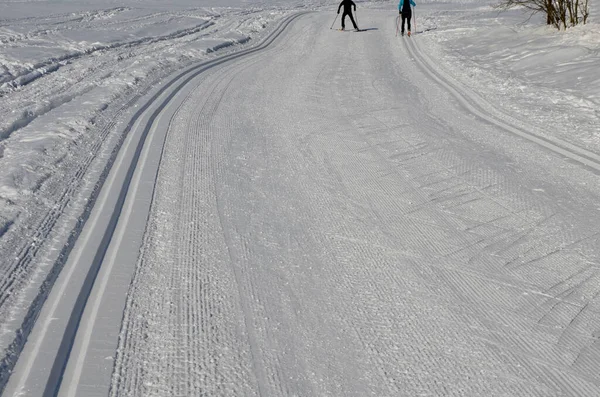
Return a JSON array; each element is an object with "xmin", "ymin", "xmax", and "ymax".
[
  {"xmin": 0, "ymin": 85, "xmax": 144, "ymax": 393},
  {"xmin": 102, "ymin": 10, "xmax": 600, "ymax": 396},
  {"xmin": 60, "ymin": 13, "xmax": 310, "ymax": 396},
  {"xmin": 0, "ymin": 7, "xmax": 272, "ymax": 381},
  {"xmin": 396, "ymin": 29, "xmax": 600, "ymax": 394},
  {"xmin": 2, "ymin": 11, "xmax": 310, "ymax": 397},
  {"xmin": 403, "ymin": 36, "xmax": 600, "ymax": 174},
  {"xmin": 7, "ymin": 9, "xmax": 599, "ymax": 397},
  {"xmin": 270, "ymin": 14, "xmax": 600, "ymax": 395},
  {"xmin": 110, "ymin": 19, "xmax": 315, "ymax": 397}
]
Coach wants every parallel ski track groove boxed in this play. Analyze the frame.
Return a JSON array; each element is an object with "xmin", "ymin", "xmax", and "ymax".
[
  {"xmin": 108, "ymin": 12, "xmax": 309, "ymax": 397},
  {"xmin": 0, "ymin": 11, "xmax": 311, "ymax": 397},
  {"xmin": 0, "ymin": 86, "xmax": 145, "ymax": 394},
  {"xmin": 402, "ymin": 33, "xmax": 600, "ymax": 395},
  {"xmin": 404, "ymin": 36, "xmax": 600, "ymax": 175},
  {"xmin": 0, "ymin": 93, "xmax": 137, "ymax": 308},
  {"xmin": 0, "ymin": 8, "xmax": 279, "ymax": 390}
]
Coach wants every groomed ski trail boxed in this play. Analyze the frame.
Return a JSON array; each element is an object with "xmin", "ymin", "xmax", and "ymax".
[
  {"xmin": 6, "ymin": 9, "xmax": 600, "ymax": 397},
  {"xmin": 2, "ymin": 12, "xmax": 309, "ymax": 397},
  {"xmin": 108, "ymin": 10, "xmax": 600, "ymax": 397}
]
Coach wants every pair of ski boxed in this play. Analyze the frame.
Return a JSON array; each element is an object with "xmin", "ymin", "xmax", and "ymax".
[{"xmin": 337, "ymin": 28, "xmax": 365, "ymax": 32}]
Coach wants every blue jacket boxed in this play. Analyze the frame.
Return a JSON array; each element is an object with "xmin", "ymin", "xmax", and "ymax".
[{"xmin": 399, "ymin": 0, "xmax": 416, "ymax": 12}]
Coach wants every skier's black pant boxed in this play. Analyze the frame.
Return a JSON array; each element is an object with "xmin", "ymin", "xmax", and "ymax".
[
  {"xmin": 341, "ymin": 12, "xmax": 357, "ymax": 30},
  {"xmin": 401, "ymin": 10, "xmax": 412, "ymax": 33}
]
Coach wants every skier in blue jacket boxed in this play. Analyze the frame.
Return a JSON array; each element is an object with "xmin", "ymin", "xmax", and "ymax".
[{"xmin": 398, "ymin": 0, "xmax": 416, "ymax": 36}]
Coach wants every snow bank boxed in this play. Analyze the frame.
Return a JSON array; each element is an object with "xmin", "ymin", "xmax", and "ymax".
[{"xmin": 415, "ymin": 2, "xmax": 600, "ymax": 149}]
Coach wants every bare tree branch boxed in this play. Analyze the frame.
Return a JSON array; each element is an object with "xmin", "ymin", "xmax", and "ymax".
[{"xmin": 495, "ymin": 0, "xmax": 590, "ymax": 29}]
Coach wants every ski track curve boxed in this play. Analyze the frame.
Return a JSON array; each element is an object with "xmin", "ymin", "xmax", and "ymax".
[
  {"xmin": 0, "ymin": 79, "xmax": 147, "ymax": 395},
  {"xmin": 110, "ymin": 19, "xmax": 320, "ymax": 397},
  {"xmin": 5, "ymin": 8, "xmax": 600, "ymax": 397},
  {"xmin": 0, "ymin": 6, "xmax": 285, "ymax": 389},
  {"xmin": 403, "ymin": 33, "xmax": 600, "ymax": 175},
  {"xmin": 109, "ymin": 9, "xmax": 600, "ymax": 397},
  {"xmin": 1, "ymin": 12, "xmax": 309, "ymax": 397}
]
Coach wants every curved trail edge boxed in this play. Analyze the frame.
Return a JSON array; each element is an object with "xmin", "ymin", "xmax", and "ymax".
[
  {"xmin": 2, "ymin": 11, "xmax": 310, "ymax": 397},
  {"xmin": 404, "ymin": 36, "xmax": 600, "ymax": 174}
]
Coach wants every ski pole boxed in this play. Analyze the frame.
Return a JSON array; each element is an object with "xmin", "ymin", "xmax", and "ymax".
[
  {"xmin": 395, "ymin": 15, "xmax": 400, "ymax": 36},
  {"xmin": 330, "ymin": 13, "xmax": 339, "ymax": 29},
  {"xmin": 355, "ymin": 10, "xmax": 359, "ymax": 29},
  {"xmin": 413, "ymin": 7, "xmax": 417, "ymax": 34}
]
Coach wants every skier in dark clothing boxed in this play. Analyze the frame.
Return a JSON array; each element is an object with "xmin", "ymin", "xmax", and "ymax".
[
  {"xmin": 338, "ymin": 0, "xmax": 358, "ymax": 31},
  {"xmin": 398, "ymin": 0, "xmax": 416, "ymax": 36}
]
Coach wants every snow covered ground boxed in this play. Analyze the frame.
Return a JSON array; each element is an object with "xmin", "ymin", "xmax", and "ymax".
[
  {"xmin": 0, "ymin": 0, "xmax": 324, "ymax": 387},
  {"xmin": 416, "ymin": 1, "xmax": 600, "ymax": 151},
  {"xmin": 1, "ymin": 0, "xmax": 599, "ymax": 395}
]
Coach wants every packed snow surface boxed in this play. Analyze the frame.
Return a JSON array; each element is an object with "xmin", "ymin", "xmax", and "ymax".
[{"xmin": 0, "ymin": 0, "xmax": 599, "ymax": 395}]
